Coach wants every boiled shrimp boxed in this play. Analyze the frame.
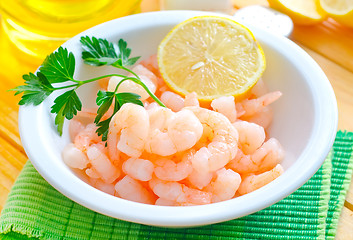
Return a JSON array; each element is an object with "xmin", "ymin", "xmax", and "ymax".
[
  {"xmin": 69, "ymin": 119, "xmax": 85, "ymax": 141},
  {"xmin": 74, "ymin": 123, "xmax": 101, "ymax": 152},
  {"xmin": 74, "ymin": 107, "xmax": 113, "ymax": 123},
  {"xmin": 227, "ymin": 138, "xmax": 284, "ymax": 175},
  {"xmin": 145, "ymin": 107, "xmax": 203, "ymax": 156},
  {"xmin": 144, "ymin": 102, "xmax": 159, "ymax": 110},
  {"xmin": 86, "ymin": 168, "xmax": 100, "ymax": 179},
  {"xmin": 149, "ymin": 178, "xmax": 212, "ymax": 205},
  {"xmin": 145, "ymin": 107, "xmax": 176, "ymax": 156},
  {"xmin": 232, "ymin": 120, "xmax": 265, "ymax": 155},
  {"xmin": 205, "ymin": 168, "xmax": 241, "ymax": 203},
  {"xmin": 140, "ymin": 55, "xmax": 170, "ymax": 95},
  {"xmin": 187, "ymin": 168, "xmax": 213, "ymax": 190},
  {"xmin": 132, "ymin": 64, "xmax": 159, "ymax": 86},
  {"xmin": 155, "ymin": 198, "xmax": 176, "ymax": 206},
  {"xmin": 160, "ymin": 91, "xmax": 185, "ymax": 112},
  {"xmin": 140, "ymin": 54, "xmax": 162, "ymax": 79},
  {"xmin": 250, "ymin": 137, "xmax": 284, "ymax": 172},
  {"xmin": 108, "ymin": 103, "xmax": 150, "ymax": 158},
  {"xmin": 115, "ymin": 175, "xmax": 156, "ymax": 204},
  {"xmin": 122, "ymin": 157, "xmax": 154, "ymax": 181},
  {"xmin": 154, "ymin": 155, "xmax": 193, "ymax": 181},
  {"xmin": 185, "ymin": 106, "xmax": 239, "ymax": 172},
  {"xmin": 184, "ymin": 92, "xmax": 200, "ymax": 107},
  {"xmin": 249, "ymin": 78, "xmax": 268, "ymax": 97},
  {"xmin": 91, "ymin": 179, "xmax": 115, "ymax": 195},
  {"xmin": 62, "ymin": 143, "xmax": 89, "ymax": 170},
  {"xmin": 72, "ymin": 108, "xmax": 97, "ymax": 122},
  {"xmin": 211, "ymin": 96, "xmax": 237, "ymax": 123},
  {"xmin": 86, "ymin": 144, "xmax": 120, "ymax": 183},
  {"xmin": 236, "ymin": 91, "xmax": 282, "ymax": 118},
  {"xmin": 237, "ymin": 164, "xmax": 284, "ymax": 195},
  {"xmin": 241, "ymin": 106, "xmax": 273, "ymax": 129},
  {"xmin": 167, "ymin": 109, "xmax": 203, "ymax": 152}
]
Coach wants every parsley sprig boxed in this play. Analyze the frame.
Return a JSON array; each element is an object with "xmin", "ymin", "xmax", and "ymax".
[
  {"xmin": 11, "ymin": 36, "xmax": 165, "ymax": 139},
  {"xmin": 81, "ymin": 36, "xmax": 140, "ymax": 67}
]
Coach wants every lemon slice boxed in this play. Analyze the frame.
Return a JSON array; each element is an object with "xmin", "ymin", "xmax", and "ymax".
[
  {"xmin": 157, "ymin": 16, "xmax": 266, "ymax": 101},
  {"xmin": 320, "ymin": 0, "xmax": 353, "ymax": 28},
  {"xmin": 268, "ymin": 0, "xmax": 327, "ymax": 25}
]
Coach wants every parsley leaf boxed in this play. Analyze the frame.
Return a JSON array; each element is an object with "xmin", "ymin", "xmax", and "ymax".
[
  {"xmin": 116, "ymin": 39, "xmax": 130, "ymax": 66},
  {"xmin": 81, "ymin": 36, "xmax": 118, "ymax": 66},
  {"xmin": 51, "ymin": 89, "xmax": 82, "ymax": 135},
  {"xmin": 95, "ymin": 91, "xmax": 143, "ymax": 141},
  {"xmin": 125, "ymin": 56, "xmax": 140, "ymax": 66},
  {"xmin": 80, "ymin": 36, "xmax": 140, "ymax": 67},
  {"xmin": 96, "ymin": 117, "xmax": 112, "ymax": 141},
  {"xmin": 96, "ymin": 96, "xmax": 119, "ymax": 141},
  {"xmin": 115, "ymin": 92, "xmax": 143, "ymax": 107},
  {"xmin": 40, "ymin": 47, "xmax": 75, "ymax": 83},
  {"xmin": 95, "ymin": 90, "xmax": 115, "ymax": 124},
  {"xmin": 54, "ymin": 108, "xmax": 66, "ymax": 137},
  {"xmin": 11, "ymin": 72, "xmax": 54, "ymax": 106}
]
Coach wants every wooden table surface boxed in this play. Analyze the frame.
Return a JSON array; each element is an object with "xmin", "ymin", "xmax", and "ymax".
[{"xmin": 1, "ymin": 0, "xmax": 353, "ymax": 238}]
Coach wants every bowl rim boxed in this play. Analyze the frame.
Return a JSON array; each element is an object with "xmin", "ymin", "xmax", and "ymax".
[{"xmin": 18, "ymin": 10, "xmax": 338, "ymax": 227}]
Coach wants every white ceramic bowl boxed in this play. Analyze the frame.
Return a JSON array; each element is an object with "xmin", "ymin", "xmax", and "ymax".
[{"xmin": 19, "ymin": 11, "xmax": 338, "ymax": 227}]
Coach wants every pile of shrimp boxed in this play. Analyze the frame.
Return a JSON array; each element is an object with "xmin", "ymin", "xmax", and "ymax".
[{"xmin": 62, "ymin": 55, "xmax": 285, "ymax": 206}]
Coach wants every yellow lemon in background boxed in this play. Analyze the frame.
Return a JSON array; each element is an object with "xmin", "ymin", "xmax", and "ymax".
[
  {"xmin": 320, "ymin": 0, "xmax": 353, "ymax": 28},
  {"xmin": 268, "ymin": 0, "xmax": 327, "ymax": 25},
  {"xmin": 157, "ymin": 16, "xmax": 266, "ymax": 101}
]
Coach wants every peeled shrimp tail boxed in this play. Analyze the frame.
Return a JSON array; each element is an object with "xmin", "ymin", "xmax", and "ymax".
[
  {"xmin": 211, "ymin": 96, "xmax": 237, "ymax": 123},
  {"xmin": 237, "ymin": 91, "xmax": 282, "ymax": 118},
  {"xmin": 241, "ymin": 106, "xmax": 274, "ymax": 129},
  {"xmin": 161, "ymin": 91, "xmax": 185, "ymax": 112},
  {"xmin": 108, "ymin": 103, "xmax": 150, "ymax": 158},
  {"xmin": 184, "ymin": 92, "xmax": 200, "ymax": 107},
  {"xmin": 238, "ymin": 164, "xmax": 284, "ymax": 195}
]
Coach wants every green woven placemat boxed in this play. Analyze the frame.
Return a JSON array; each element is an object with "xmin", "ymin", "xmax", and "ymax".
[
  {"xmin": 326, "ymin": 133, "xmax": 353, "ymax": 239},
  {"xmin": 0, "ymin": 131, "xmax": 352, "ymax": 240}
]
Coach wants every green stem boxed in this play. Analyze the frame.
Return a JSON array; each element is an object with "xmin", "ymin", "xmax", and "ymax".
[
  {"xmin": 51, "ymin": 74, "xmax": 127, "ymax": 90},
  {"xmin": 77, "ymin": 73, "xmax": 128, "ymax": 85},
  {"xmin": 53, "ymin": 73, "xmax": 165, "ymax": 107},
  {"xmin": 130, "ymin": 77, "xmax": 166, "ymax": 107},
  {"xmin": 52, "ymin": 83, "xmax": 79, "ymax": 90},
  {"xmin": 113, "ymin": 65, "xmax": 166, "ymax": 107},
  {"xmin": 119, "ymin": 65, "xmax": 140, "ymax": 79},
  {"xmin": 114, "ymin": 77, "xmax": 135, "ymax": 92}
]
